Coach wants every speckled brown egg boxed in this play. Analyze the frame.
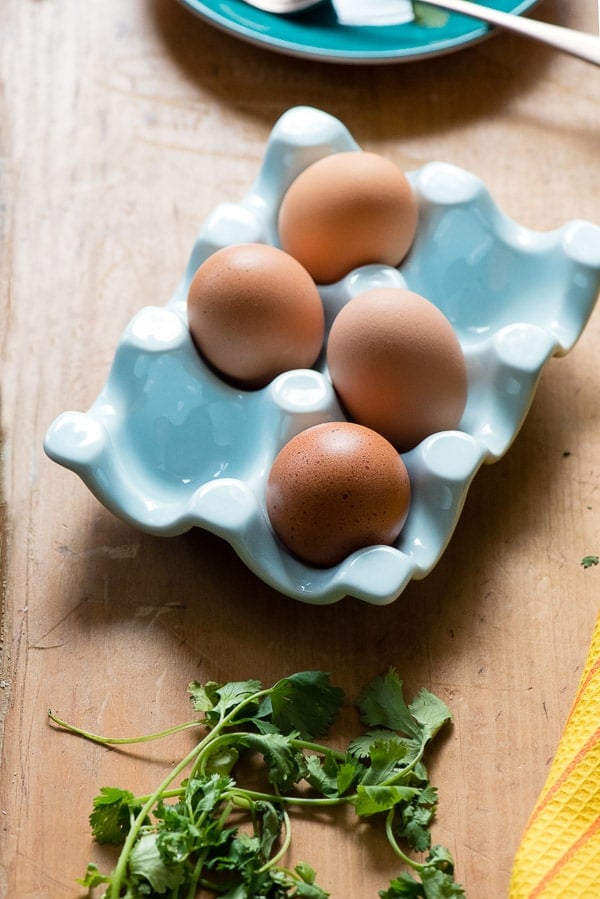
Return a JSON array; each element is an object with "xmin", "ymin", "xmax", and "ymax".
[
  {"xmin": 266, "ymin": 421, "xmax": 411, "ymax": 568},
  {"xmin": 187, "ymin": 243, "xmax": 325, "ymax": 389},
  {"xmin": 277, "ymin": 151, "xmax": 418, "ymax": 284},
  {"xmin": 326, "ymin": 288, "xmax": 468, "ymax": 452}
]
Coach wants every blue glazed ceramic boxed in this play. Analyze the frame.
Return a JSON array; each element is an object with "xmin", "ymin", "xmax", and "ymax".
[
  {"xmin": 175, "ymin": 0, "xmax": 541, "ymax": 63},
  {"xmin": 44, "ymin": 107, "xmax": 600, "ymax": 605}
]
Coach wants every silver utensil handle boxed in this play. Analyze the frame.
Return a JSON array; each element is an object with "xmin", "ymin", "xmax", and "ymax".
[{"xmin": 426, "ymin": 0, "xmax": 600, "ymax": 65}]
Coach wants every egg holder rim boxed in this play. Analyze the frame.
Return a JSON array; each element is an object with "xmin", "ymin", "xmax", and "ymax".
[{"xmin": 43, "ymin": 105, "xmax": 600, "ymax": 606}]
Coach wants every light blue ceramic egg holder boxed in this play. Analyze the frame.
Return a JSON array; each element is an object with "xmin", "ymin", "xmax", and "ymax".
[{"xmin": 44, "ymin": 106, "xmax": 600, "ymax": 605}]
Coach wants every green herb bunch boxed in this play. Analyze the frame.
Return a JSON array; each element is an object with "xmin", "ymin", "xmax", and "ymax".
[{"xmin": 49, "ymin": 669, "xmax": 464, "ymax": 898}]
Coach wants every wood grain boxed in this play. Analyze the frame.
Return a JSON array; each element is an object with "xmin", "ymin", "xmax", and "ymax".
[{"xmin": 1, "ymin": 1, "xmax": 599, "ymax": 896}]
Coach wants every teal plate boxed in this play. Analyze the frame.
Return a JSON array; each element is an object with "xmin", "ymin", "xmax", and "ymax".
[{"xmin": 176, "ymin": 0, "xmax": 541, "ymax": 63}]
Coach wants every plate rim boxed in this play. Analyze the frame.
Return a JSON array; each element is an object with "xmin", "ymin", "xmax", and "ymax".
[{"xmin": 175, "ymin": 0, "xmax": 542, "ymax": 64}]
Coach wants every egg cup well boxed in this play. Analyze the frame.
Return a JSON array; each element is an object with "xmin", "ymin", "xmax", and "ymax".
[{"xmin": 44, "ymin": 106, "xmax": 600, "ymax": 605}]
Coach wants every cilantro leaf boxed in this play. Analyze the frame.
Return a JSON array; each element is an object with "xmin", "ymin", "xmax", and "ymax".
[
  {"xmin": 190, "ymin": 678, "xmax": 264, "ymax": 728},
  {"xmin": 358, "ymin": 670, "xmax": 422, "ymax": 739},
  {"xmin": 380, "ymin": 871, "xmax": 428, "ymax": 898},
  {"xmin": 269, "ymin": 865, "xmax": 331, "ymax": 898},
  {"xmin": 360, "ymin": 738, "xmax": 414, "ymax": 786},
  {"xmin": 204, "ymin": 744, "xmax": 240, "ymax": 775},
  {"xmin": 188, "ymin": 678, "xmax": 220, "ymax": 712},
  {"xmin": 76, "ymin": 862, "xmax": 110, "ymax": 889},
  {"xmin": 294, "ymin": 881, "xmax": 330, "ymax": 898},
  {"xmin": 255, "ymin": 800, "xmax": 283, "ymax": 861},
  {"xmin": 212, "ymin": 829, "xmax": 262, "ymax": 873},
  {"xmin": 392, "ymin": 787, "xmax": 439, "ymax": 853},
  {"xmin": 267, "ymin": 671, "xmax": 344, "ymax": 740},
  {"xmin": 336, "ymin": 758, "xmax": 363, "ymax": 796},
  {"xmin": 420, "ymin": 864, "xmax": 466, "ymax": 897},
  {"xmin": 216, "ymin": 839, "xmax": 331, "ymax": 897},
  {"xmin": 380, "ymin": 865, "xmax": 465, "ymax": 899},
  {"xmin": 89, "ymin": 786, "xmax": 139, "ymax": 845},
  {"xmin": 237, "ymin": 731, "xmax": 306, "ymax": 790},
  {"xmin": 354, "ymin": 784, "xmax": 421, "ymax": 817},
  {"xmin": 427, "ymin": 844, "xmax": 458, "ymax": 871},
  {"xmin": 186, "ymin": 772, "xmax": 235, "ymax": 811},
  {"xmin": 55, "ymin": 670, "xmax": 460, "ymax": 898},
  {"xmin": 409, "ymin": 690, "xmax": 452, "ymax": 741},
  {"xmin": 349, "ymin": 729, "xmax": 414, "ymax": 761},
  {"xmin": 129, "ymin": 832, "xmax": 185, "ymax": 892},
  {"xmin": 304, "ymin": 750, "xmax": 361, "ymax": 797},
  {"xmin": 304, "ymin": 751, "xmax": 341, "ymax": 797},
  {"xmin": 295, "ymin": 861, "xmax": 319, "ymax": 885},
  {"xmin": 155, "ymin": 775, "xmax": 236, "ymax": 873}
]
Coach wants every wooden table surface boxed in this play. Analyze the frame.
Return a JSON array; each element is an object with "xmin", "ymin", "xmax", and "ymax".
[{"xmin": 1, "ymin": 1, "xmax": 599, "ymax": 896}]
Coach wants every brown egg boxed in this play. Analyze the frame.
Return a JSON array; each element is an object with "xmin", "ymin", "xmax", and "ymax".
[
  {"xmin": 326, "ymin": 288, "xmax": 468, "ymax": 452},
  {"xmin": 277, "ymin": 151, "xmax": 418, "ymax": 284},
  {"xmin": 266, "ymin": 421, "xmax": 411, "ymax": 568},
  {"xmin": 187, "ymin": 243, "xmax": 325, "ymax": 389}
]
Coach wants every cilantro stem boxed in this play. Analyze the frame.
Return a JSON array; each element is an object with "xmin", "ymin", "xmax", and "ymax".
[
  {"xmin": 48, "ymin": 710, "xmax": 200, "ymax": 745},
  {"xmin": 383, "ymin": 742, "xmax": 425, "ymax": 786},
  {"xmin": 130, "ymin": 784, "xmax": 349, "ymax": 813},
  {"xmin": 218, "ymin": 686, "xmax": 275, "ymax": 728},
  {"xmin": 106, "ymin": 691, "xmax": 282, "ymax": 896},
  {"xmin": 292, "ymin": 737, "xmax": 347, "ymax": 762},
  {"xmin": 133, "ymin": 787, "xmax": 184, "ymax": 804},
  {"xmin": 109, "ymin": 739, "xmax": 206, "ymax": 898},
  {"xmin": 228, "ymin": 787, "xmax": 350, "ymax": 808},
  {"xmin": 185, "ymin": 849, "xmax": 207, "ymax": 899},
  {"xmin": 384, "ymin": 807, "xmax": 427, "ymax": 874},
  {"xmin": 193, "ymin": 730, "xmax": 347, "ymax": 778}
]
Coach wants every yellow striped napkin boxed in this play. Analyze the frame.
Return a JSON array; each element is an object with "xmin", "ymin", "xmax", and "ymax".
[{"xmin": 509, "ymin": 610, "xmax": 600, "ymax": 898}]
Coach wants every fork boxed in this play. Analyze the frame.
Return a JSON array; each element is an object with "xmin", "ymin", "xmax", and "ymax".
[{"xmin": 242, "ymin": 0, "xmax": 600, "ymax": 65}]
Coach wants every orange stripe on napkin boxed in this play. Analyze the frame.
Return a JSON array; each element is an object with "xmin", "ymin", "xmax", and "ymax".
[
  {"xmin": 528, "ymin": 816, "xmax": 600, "ymax": 899},
  {"xmin": 525, "ymin": 724, "xmax": 600, "ymax": 825},
  {"xmin": 509, "ymin": 611, "xmax": 600, "ymax": 899},
  {"xmin": 568, "ymin": 656, "xmax": 600, "ymax": 716}
]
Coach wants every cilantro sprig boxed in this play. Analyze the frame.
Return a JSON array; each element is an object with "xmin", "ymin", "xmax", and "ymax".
[{"xmin": 49, "ymin": 669, "xmax": 464, "ymax": 898}]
